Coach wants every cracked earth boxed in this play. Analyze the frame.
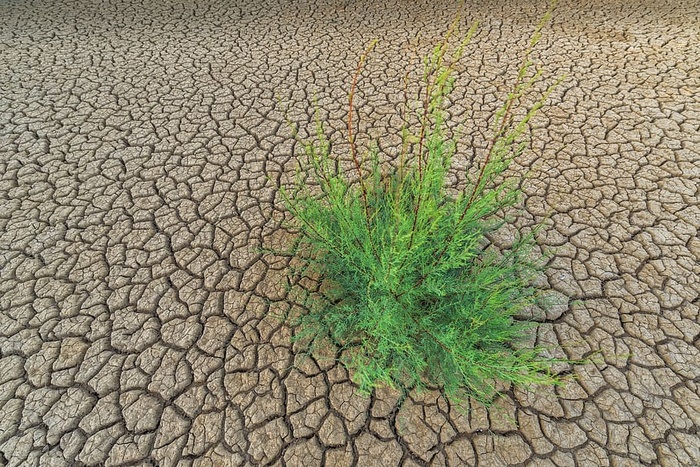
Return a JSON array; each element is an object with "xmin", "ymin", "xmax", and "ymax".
[{"xmin": 1, "ymin": 0, "xmax": 699, "ymax": 465}]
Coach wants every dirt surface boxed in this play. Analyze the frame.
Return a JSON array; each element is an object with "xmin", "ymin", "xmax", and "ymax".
[{"xmin": 1, "ymin": 0, "xmax": 699, "ymax": 465}]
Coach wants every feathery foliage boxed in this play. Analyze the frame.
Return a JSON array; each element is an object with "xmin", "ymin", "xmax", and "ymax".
[{"xmin": 282, "ymin": 13, "xmax": 571, "ymax": 408}]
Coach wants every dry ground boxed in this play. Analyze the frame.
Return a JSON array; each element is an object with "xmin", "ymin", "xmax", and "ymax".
[{"xmin": 1, "ymin": 0, "xmax": 699, "ymax": 465}]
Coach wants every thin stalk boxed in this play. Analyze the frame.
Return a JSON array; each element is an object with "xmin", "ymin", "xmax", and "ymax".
[
  {"xmin": 403, "ymin": 20, "xmax": 476, "ymax": 256},
  {"xmin": 405, "ymin": 32, "xmax": 455, "ymax": 254},
  {"xmin": 347, "ymin": 42, "xmax": 376, "ymax": 209},
  {"xmin": 347, "ymin": 39, "xmax": 379, "ymax": 261}
]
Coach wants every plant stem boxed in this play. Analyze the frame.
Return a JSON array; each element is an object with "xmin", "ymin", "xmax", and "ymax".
[{"xmin": 347, "ymin": 40, "xmax": 379, "ymax": 261}]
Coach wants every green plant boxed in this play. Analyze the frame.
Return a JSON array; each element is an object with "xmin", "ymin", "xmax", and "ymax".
[{"xmin": 281, "ymin": 13, "xmax": 571, "ymax": 407}]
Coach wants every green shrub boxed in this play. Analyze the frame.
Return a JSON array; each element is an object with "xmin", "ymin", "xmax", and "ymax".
[{"xmin": 281, "ymin": 14, "xmax": 571, "ymax": 408}]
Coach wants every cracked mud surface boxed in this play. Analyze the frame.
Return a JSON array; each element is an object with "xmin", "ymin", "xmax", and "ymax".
[{"xmin": 1, "ymin": 0, "xmax": 699, "ymax": 465}]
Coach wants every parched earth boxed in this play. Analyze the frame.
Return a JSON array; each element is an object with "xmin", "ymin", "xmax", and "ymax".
[{"xmin": 1, "ymin": 0, "xmax": 699, "ymax": 465}]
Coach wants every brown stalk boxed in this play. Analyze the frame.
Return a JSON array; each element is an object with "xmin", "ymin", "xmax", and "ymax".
[
  {"xmin": 404, "ymin": 24, "xmax": 459, "ymax": 254},
  {"xmin": 347, "ymin": 40, "xmax": 379, "ymax": 260},
  {"xmin": 464, "ymin": 99, "xmax": 514, "ymax": 209},
  {"xmin": 348, "ymin": 42, "xmax": 375, "ymax": 213}
]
